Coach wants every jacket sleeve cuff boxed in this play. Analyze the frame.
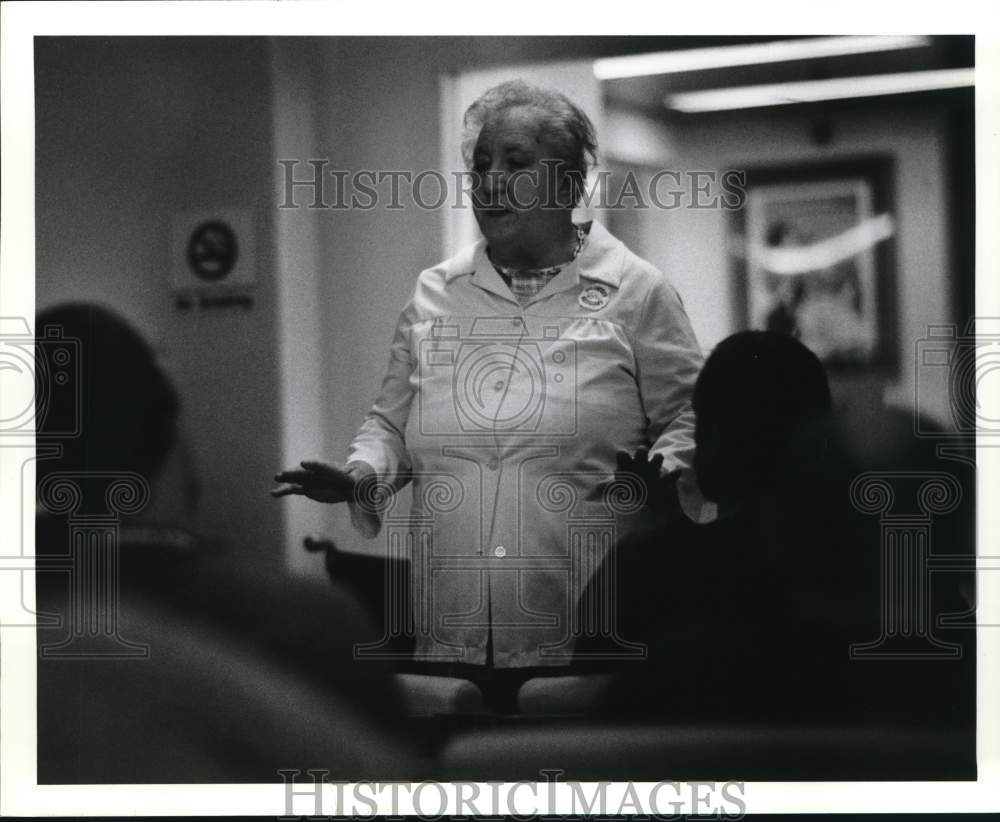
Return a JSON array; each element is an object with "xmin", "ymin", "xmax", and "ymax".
[
  {"xmin": 345, "ymin": 461, "xmax": 383, "ymax": 539},
  {"xmin": 676, "ymin": 468, "xmax": 718, "ymax": 524}
]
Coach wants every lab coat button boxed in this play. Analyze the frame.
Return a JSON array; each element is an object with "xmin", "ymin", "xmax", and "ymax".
[
  {"xmin": 494, "ymin": 380, "xmax": 505, "ymax": 391},
  {"xmin": 487, "ymin": 458, "xmax": 499, "ymax": 470},
  {"xmin": 494, "ymin": 546, "xmax": 506, "ymax": 558}
]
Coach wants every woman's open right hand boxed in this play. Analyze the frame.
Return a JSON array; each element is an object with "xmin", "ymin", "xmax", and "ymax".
[{"xmin": 271, "ymin": 460, "xmax": 357, "ymax": 503}]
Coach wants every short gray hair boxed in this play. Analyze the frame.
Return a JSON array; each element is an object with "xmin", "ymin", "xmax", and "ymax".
[{"xmin": 461, "ymin": 79, "xmax": 598, "ymax": 207}]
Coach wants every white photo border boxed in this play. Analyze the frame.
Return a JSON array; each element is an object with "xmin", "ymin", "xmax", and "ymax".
[{"xmin": 2, "ymin": 0, "xmax": 999, "ymax": 815}]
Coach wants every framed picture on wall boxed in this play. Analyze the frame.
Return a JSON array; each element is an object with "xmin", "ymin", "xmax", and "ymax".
[{"xmin": 729, "ymin": 157, "xmax": 899, "ymax": 374}]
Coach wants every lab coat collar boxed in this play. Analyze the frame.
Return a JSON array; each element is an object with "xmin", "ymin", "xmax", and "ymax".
[
  {"xmin": 573, "ymin": 220, "xmax": 625, "ymax": 288},
  {"xmin": 464, "ymin": 219, "xmax": 625, "ymax": 306},
  {"xmin": 468, "ymin": 242, "xmax": 518, "ymax": 304}
]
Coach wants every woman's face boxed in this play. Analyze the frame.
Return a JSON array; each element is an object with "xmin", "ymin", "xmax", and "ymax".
[{"xmin": 470, "ymin": 105, "xmax": 572, "ymax": 254}]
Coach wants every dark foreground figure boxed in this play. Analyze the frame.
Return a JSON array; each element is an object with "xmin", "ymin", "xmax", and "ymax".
[
  {"xmin": 34, "ymin": 309, "xmax": 974, "ymax": 781},
  {"xmin": 579, "ymin": 331, "xmax": 975, "ymax": 731},
  {"xmin": 33, "ymin": 304, "xmax": 415, "ymax": 782}
]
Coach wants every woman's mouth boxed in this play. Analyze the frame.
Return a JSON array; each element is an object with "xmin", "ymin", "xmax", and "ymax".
[{"xmin": 476, "ymin": 204, "xmax": 515, "ymax": 219}]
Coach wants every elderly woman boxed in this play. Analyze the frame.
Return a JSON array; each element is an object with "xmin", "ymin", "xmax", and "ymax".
[{"xmin": 274, "ymin": 80, "xmax": 704, "ymax": 707}]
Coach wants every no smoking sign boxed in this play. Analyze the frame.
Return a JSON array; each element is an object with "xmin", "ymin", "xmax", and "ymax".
[
  {"xmin": 188, "ymin": 220, "xmax": 238, "ymax": 281},
  {"xmin": 171, "ymin": 208, "xmax": 255, "ymax": 291}
]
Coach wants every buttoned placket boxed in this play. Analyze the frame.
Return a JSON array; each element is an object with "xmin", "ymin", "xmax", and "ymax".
[
  {"xmin": 458, "ymin": 229, "xmax": 625, "ymax": 662},
  {"xmin": 469, "ymin": 261, "xmax": 585, "ymax": 564},
  {"xmin": 482, "ymin": 312, "xmax": 526, "ymax": 554},
  {"xmin": 457, "ymin": 273, "xmax": 532, "ymax": 657}
]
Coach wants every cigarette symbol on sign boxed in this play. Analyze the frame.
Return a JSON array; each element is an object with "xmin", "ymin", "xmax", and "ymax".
[{"xmin": 187, "ymin": 220, "xmax": 238, "ymax": 282}]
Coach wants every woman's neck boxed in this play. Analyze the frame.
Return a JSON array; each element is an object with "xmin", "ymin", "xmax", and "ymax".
[{"xmin": 489, "ymin": 221, "xmax": 579, "ymax": 270}]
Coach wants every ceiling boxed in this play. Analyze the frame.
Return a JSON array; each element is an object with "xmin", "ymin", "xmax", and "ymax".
[{"xmin": 601, "ymin": 35, "xmax": 974, "ymax": 116}]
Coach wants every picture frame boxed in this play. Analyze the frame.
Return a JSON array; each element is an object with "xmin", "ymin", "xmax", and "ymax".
[{"xmin": 730, "ymin": 157, "xmax": 899, "ymax": 375}]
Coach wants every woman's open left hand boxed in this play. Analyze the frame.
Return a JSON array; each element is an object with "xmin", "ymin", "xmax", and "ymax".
[{"xmin": 271, "ymin": 460, "xmax": 357, "ymax": 503}]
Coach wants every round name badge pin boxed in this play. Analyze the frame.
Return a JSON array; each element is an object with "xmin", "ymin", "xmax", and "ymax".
[{"xmin": 578, "ymin": 284, "xmax": 611, "ymax": 311}]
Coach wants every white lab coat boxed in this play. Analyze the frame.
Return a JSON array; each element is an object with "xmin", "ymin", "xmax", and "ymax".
[{"xmin": 348, "ymin": 220, "xmax": 704, "ymax": 667}]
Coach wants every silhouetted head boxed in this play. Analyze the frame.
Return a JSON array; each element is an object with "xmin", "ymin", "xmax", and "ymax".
[
  {"xmin": 693, "ymin": 331, "xmax": 832, "ymax": 509},
  {"xmin": 36, "ymin": 303, "xmax": 179, "ymax": 480}
]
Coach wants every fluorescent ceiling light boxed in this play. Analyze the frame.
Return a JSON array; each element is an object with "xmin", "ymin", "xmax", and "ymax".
[
  {"xmin": 665, "ymin": 68, "xmax": 975, "ymax": 113},
  {"xmin": 593, "ymin": 36, "xmax": 931, "ymax": 80}
]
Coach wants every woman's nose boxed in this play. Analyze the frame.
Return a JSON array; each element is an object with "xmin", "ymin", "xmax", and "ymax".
[{"xmin": 477, "ymin": 167, "xmax": 508, "ymax": 205}]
